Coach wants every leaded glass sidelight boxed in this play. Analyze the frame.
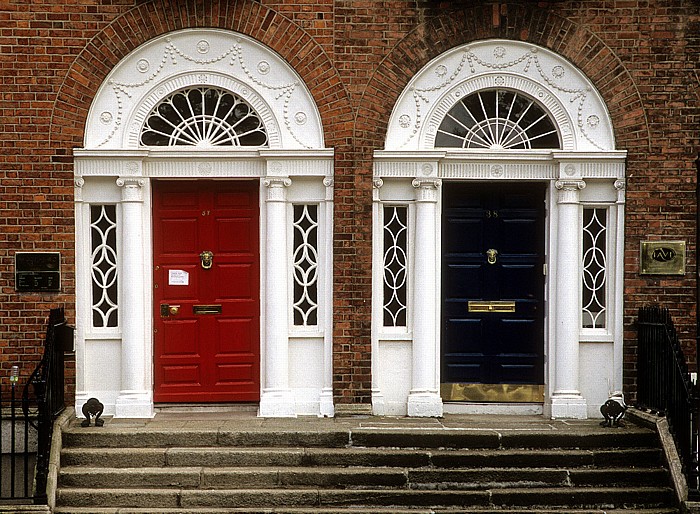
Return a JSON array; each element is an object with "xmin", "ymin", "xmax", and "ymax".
[
  {"xmin": 582, "ymin": 208, "xmax": 607, "ymax": 329},
  {"xmin": 293, "ymin": 205, "xmax": 319, "ymax": 326},
  {"xmin": 435, "ymin": 89, "xmax": 560, "ymax": 150},
  {"xmin": 90, "ymin": 205, "xmax": 118, "ymax": 328},
  {"xmin": 383, "ymin": 206, "xmax": 408, "ymax": 327},
  {"xmin": 140, "ymin": 87, "xmax": 268, "ymax": 147}
]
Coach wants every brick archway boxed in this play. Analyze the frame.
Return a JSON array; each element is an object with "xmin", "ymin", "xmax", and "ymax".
[
  {"xmin": 356, "ymin": 6, "xmax": 648, "ymax": 154},
  {"xmin": 49, "ymin": 0, "xmax": 352, "ymax": 150}
]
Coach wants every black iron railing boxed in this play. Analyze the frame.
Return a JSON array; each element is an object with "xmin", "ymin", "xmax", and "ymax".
[
  {"xmin": 0, "ymin": 307, "xmax": 69, "ymax": 505},
  {"xmin": 0, "ymin": 365, "xmax": 35, "ymax": 502},
  {"xmin": 637, "ymin": 305, "xmax": 700, "ymax": 498}
]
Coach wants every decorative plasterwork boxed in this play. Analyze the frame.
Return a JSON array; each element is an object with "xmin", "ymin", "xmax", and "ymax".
[
  {"xmin": 84, "ymin": 29, "xmax": 324, "ymax": 150},
  {"xmin": 385, "ymin": 40, "xmax": 615, "ymax": 152}
]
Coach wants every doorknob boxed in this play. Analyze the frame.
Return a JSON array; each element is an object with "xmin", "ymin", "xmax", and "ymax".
[
  {"xmin": 486, "ymin": 248, "xmax": 499, "ymax": 264},
  {"xmin": 160, "ymin": 304, "xmax": 181, "ymax": 317}
]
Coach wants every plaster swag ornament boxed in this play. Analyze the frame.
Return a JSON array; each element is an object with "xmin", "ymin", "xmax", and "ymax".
[
  {"xmin": 386, "ymin": 39, "xmax": 615, "ymax": 152},
  {"xmin": 85, "ymin": 29, "xmax": 323, "ymax": 150}
]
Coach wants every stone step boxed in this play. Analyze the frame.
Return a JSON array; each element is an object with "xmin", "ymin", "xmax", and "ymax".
[
  {"xmin": 56, "ymin": 486, "xmax": 675, "ymax": 509},
  {"xmin": 52, "ymin": 508, "xmax": 680, "ymax": 514},
  {"xmin": 58, "ymin": 465, "xmax": 670, "ymax": 490},
  {"xmin": 58, "ymin": 466, "xmax": 408, "ymax": 489},
  {"xmin": 61, "ymin": 445, "xmax": 664, "ymax": 469},
  {"xmin": 61, "ymin": 426, "xmax": 659, "ymax": 450}
]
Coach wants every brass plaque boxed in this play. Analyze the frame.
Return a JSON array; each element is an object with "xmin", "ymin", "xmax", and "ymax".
[
  {"xmin": 193, "ymin": 304, "xmax": 222, "ymax": 315},
  {"xmin": 468, "ymin": 301, "xmax": 516, "ymax": 313},
  {"xmin": 640, "ymin": 240, "xmax": 686, "ymax": 275},
  {"xmin": 441, "ymin": 383, "xmax": 545, "ymax": 403}
]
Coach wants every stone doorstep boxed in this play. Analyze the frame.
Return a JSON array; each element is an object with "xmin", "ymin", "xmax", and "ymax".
[
  {"xmin": 55, "ymin": 486, "xmax": 675, "ymax": 509},
  {"xmin": 60, "ymin": 446, "xmax": 663, "ymax": 469},
  {"xmin": 51, "ymin": 508, "xmax": 681, "ymax": 514},
  {"xmin": 58, "ymin": 465, "xmax": 670, "ymax": 490}
]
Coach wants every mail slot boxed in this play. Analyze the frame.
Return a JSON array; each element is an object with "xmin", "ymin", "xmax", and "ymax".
[
  {"xmin": 468, "ymin": 301, "xmax": 516, "ymax": 313},
  {"xmin": 193, "ymin": 304, "xmax": 223, "ymax": 315}
]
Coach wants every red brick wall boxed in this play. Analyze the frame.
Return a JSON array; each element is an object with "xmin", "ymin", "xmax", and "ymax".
[{"xmin": 1, "ymin": 0, "xmax": 698, "ymax": 406}]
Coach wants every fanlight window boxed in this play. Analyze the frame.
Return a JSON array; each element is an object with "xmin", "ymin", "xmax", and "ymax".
[
  {"xmin": 140, "ymin": 87, "xmax": 268, "ymax": 147},
  {"xmin": 435, "ymin": 89, "xmax": 560, "ymax": 150}
]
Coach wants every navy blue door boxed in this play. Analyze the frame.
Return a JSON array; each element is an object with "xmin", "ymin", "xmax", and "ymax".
[{"xmin": 441, "ymin": 182, "xmax": 545, "ymax": 396}]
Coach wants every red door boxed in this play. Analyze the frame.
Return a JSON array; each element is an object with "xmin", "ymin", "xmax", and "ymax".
[{"xmin": 153, "ymin": 181, "xmax": 260, "ymax": 403}]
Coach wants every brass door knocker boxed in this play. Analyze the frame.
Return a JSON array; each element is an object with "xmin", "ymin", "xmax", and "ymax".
[
  {"xmin": 199, "ymin": 250, "xmax": 214, "ymax": 270},
  {"xmin": 486, "ymin": 248, "xmax": 499, "ymax": 265}
]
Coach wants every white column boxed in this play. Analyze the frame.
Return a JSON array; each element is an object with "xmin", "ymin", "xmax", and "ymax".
[
  {"xmin": 115, "ymin": 177, "xmax": 153, "ymax": 418},
  {"xmin": 259, "ymin": 177, "xmax": 296, "ymax": 417},
  {"xmin": 407, "ymin": 178, "xmax": 443, "ymax": 417},
  {"xmin": 550, "ymin": 179, "xmax": 587, "ymax": 419},
  {"xmin": 319, "ymin": 177, "xmax": 335, "ymax": 417}
]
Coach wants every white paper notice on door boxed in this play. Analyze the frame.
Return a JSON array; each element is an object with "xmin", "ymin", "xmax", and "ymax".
[{"xmin": 168, "ymin": 270, "xmax": 190, "ymax": 286}]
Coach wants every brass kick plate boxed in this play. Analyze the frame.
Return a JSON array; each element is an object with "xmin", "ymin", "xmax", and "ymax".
[
  {"xmin": 468, "ymin": 301, "xmax": 515, "ymax": 313},
  {"xmin": 193, "ymin": 304, "xmax": 222, "ymax": 315},
  {"xmin": 441, "ymin": 383, "xmax": 545, "ymax": 403}
]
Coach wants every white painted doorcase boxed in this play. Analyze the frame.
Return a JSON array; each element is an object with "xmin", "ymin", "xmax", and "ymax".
[
  {"xmin": 73, "ymin": 29, "xmax": 335, "ymax": 418},
  {"xmin": 372, "ymin": 39, "xmax": 626, "ymax": 418}
]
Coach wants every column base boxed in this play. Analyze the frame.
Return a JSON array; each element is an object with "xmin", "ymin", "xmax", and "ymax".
[
  {"xmin": 371, "ymin": 389, "xmax": 387, "ymax": 416},
  {"xmin": 319, "ymin": 388, "xmax": 335, "ymax": 418},
  {"xmin": 407, "ymin": 391, "xmax": 443, "ymax": 417},
  {"xmin": 258, "ymin": 389, "xmax": 297, "ymax": 418},
  {"xmin": 115, "ymin": 391, "xmax": 154, "ymax": 418},
  {"xmin": 548, "ymin": 394, "xmax": 588, "ymax": 419}
]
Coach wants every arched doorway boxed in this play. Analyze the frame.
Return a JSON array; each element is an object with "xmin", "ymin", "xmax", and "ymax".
[
  {"xmin": 372, "ymin": 39, "xmax": 627, "ymax": 418},
  {"xmin": 74, "ymin": 29, "xmax": 335, "ymax": 418}
]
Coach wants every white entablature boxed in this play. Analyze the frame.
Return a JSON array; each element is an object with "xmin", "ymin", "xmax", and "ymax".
[
  {"xmin": 385, "ymin": 39, "xmax": 615, "ymax": 152},
  {"xmin": 85, "ymin": 29, "xmax": 324, "ymax": 151}
]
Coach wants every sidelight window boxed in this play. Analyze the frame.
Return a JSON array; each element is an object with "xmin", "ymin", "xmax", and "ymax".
[
  {"xmin": 293, "ymin": 204, "xmax": 319, "ymax": 327},
  {"xmin": 90, "ymin": 205, "xmax": 118, "ymax": 328},
  {"xmin": 582, "ymin": 207, "xmax": 607, "ymax": 329},
  {"xmin": 383, "ymin": 206, "xmax": 408, "ymax": 327}
]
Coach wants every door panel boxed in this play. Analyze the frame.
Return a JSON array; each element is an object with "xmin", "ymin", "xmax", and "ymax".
[
  {"xmin": 441, "ymin": 182, "xmax": 545, "ymax": 401},
  {"xmin": 153, "ymin": 181, "xmax": 260, "ymax": 403}
]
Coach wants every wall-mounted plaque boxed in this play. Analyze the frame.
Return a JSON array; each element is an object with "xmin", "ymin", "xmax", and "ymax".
[
  {"xmin": 640, "ymin": 241, "xmax": 686, "ymax": 275},
  {"xmin": 15, "ymin": 252, "xmax": 61, "ymax": 292}
]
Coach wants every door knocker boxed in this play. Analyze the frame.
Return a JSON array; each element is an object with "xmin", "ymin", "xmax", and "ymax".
[
  {"xmin": 486, "ymin": 248, "xmax": 499, "ymax": 265},
  {"xmin": 199, "ymin": 250, "xmax": 214, "ymax": 270}
]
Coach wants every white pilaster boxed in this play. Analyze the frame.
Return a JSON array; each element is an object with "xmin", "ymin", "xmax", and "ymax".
[
  {"xmin": 613, "ymin": 179, "xmax": 626, "ymax": 393},
  {"xmin": 319, "ymin": 177, "xmax": 335, "ymax": 417},
  {"xmin": 370, "ymin": 178, "xmax": 387, "ymax": 415},
  {"xmin": 407, "ymin": 178, "xmax": 443, "ymax": 417},
  {"xmin": 550, "ymin": 179, "xmax": 587, "ymax": 419},
  {"xmin": 259, "ymin": 177, "xmax": 296, "ymax": 417},
  {"xmin": 73, "ymin": 178, "xmax": 88, "ymax": 414},
  {"xmin": 115, "ymin": 177, "xmax": 153, "ymax": 418}
]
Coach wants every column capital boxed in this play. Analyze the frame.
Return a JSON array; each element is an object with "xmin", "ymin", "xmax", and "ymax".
[
  {"xmin": 116, "ymin": 177, "xmax": 146, "ymax": 202},
  {"xmin": 373, "ymin": 178, "xmax": 383, "ymax": 201},
  {"xmin": 555, "ymin": 179, "xmax": 585, "ymax": 204},
  {"xmin": 614, "ymin": 178, "xmax": 626, "ymax": 204},
  {"xmin": 263, "ymin": 177, "xmax": 292, "ymax": 202},
  {"xmin": 74, "ymin": 177, "xmax": 85, "ymax": 203},
  {"xmin": 324, "ymin": 177, "xmax": 334, "ymax": 201},
  {"xmin": 412, "ymin": 179, "xmax": 442, "ymax": 202}
]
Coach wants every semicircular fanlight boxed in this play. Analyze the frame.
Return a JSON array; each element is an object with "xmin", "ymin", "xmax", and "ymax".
[
  {"xmin": 435, "ymin": 89, "xmax": 560, "ymax": 150},
  {"xmin": 140, "ymin": 87, "xmax": 268, "ymax": 148}
]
